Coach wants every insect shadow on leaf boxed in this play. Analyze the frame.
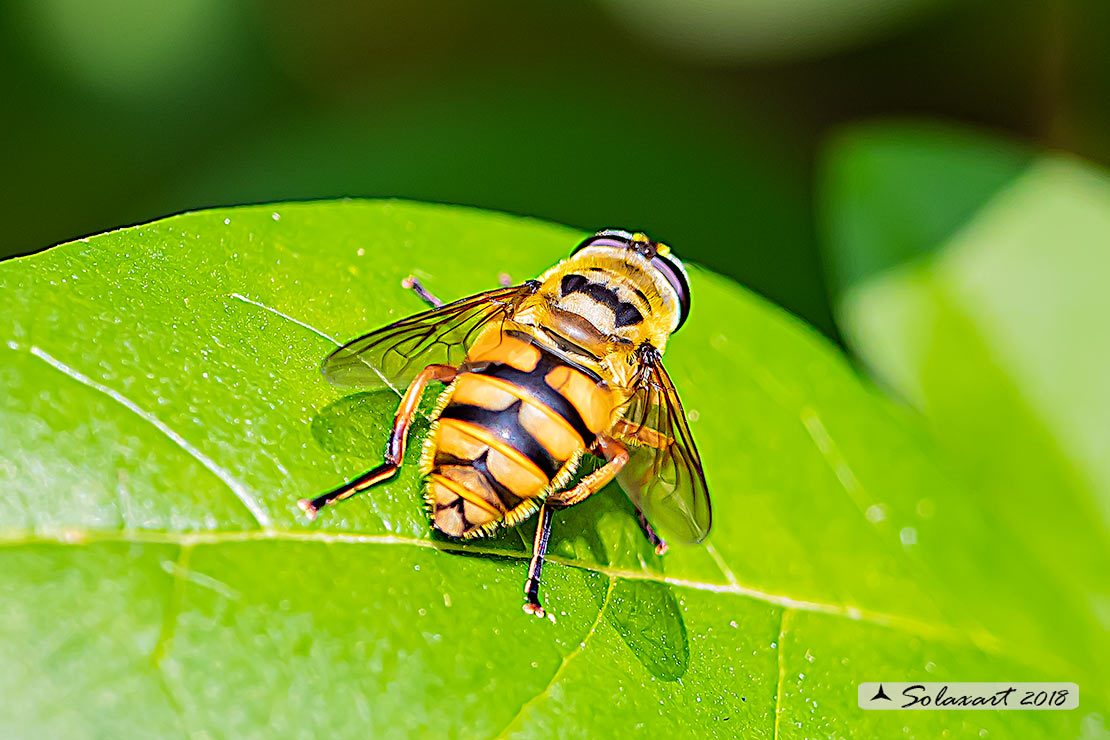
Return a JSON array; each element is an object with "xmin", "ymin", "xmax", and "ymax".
[
  {"xmin": 428, "ymin": 462, "xmax": 691, "ymax": 680},
  {"xmin": 561, "ymin": 463, "xmax": 689, "ymax": 681},
  {"xmin": 312, "ymin": 403, "xmax": 690, "ymax": 674},
  {"xmin": 312, "ymin": 390, "xmax": 431, "ymax": 461},
  {"xmin": 313, "ymin": 390, "xmax": 529, "ymax": 556},
  {"xmin": 584, "ymin": 572, "xmax": 690, "ymax": 682}
]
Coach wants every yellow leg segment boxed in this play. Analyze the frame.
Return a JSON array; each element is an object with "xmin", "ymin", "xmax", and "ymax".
[{"xmin": 547, "ymin": 436, "xmax": 628, "ymax": 508}]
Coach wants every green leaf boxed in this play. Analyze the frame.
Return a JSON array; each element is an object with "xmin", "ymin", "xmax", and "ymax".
[
  {"xmin": 820, "ymin": 120, "xmax": 1034, "ymax": 291},
  {"xmin": 820, "ymin": 120, "xmax": 1110, "ymax": 701},
  {"xmin": 0, "ymin": 202, "xmax": 1098, "ymax": 738}
]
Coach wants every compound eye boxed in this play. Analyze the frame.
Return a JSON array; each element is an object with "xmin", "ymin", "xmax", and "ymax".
[
  {"xmin": 651, "ymin": 252, "xmax": 691, "ymax": 331},
  {"xmin": 570, "ymin": 231, "xmax": 633, "ymax": 256}
]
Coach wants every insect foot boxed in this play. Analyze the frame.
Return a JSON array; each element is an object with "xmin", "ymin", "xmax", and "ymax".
[
  {"xmin": 296, "ymin": 498, "xmax": 319, "ymax": 521},
  {"xmin": 522, "ymin": 601, "xmax": 547, "ymax": 619}
]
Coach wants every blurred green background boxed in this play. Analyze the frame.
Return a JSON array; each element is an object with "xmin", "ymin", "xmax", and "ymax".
[{"xmin": 2, "ymin": 0, "xmax": 1108, "ymax": 336}]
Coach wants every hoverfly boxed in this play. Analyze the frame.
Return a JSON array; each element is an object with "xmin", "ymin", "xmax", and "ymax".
[{"xmin": 298, "ymin": 230, "xmax": 711, "ymax": 617}]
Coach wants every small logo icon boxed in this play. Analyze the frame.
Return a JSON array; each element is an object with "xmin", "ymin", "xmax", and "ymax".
[{"xmin": 871, "ymin": 684, "xmax": 892, "ymax": 702}]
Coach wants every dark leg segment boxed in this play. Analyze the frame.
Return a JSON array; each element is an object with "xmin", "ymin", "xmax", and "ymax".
[
  {"xmin": 523, "ymin": 502, "xmax": 555, "ymax": 618},
  {"xmin": 299, "ymin": 462, "xmax": 397, "ymax": 516},
  {"xmin": 635, "ymin": 506, "xmax": 668, "ymax": 555},
  {"xmin": 298, "ymin": 363, "xmax": 456, "ymax": 520},
  {"xmin": 402, "ymin": 275, "xmax": 443, "ymax": 308},
  {"xmin": 610, "ymin": 423, "xmax": 671, "ymax": 556}
]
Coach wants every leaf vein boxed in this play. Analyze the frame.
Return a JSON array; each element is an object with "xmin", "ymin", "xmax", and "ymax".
[
  {"xmin": 229, "ymin": 292, "xmax": 340, "ymax": 346},
  {"xmin": 26, "ymin": 345, "xmax": 272, "ymax": 528},
  {"xmin": 228, "ymin": 292, "xmax": 403, "ymax": 396},
  {"xmin": 1, "ymin": 527, "xmax": 965, "ymax": 644},
  {"xmin": 492, "ymin": 576, "xmax": 615, "ymax": 739},
  {"xmin": 800, "ymin": 407, "xmax": 875, "ymax": 525},
  {"xmin": 704, "ymin": 541, "xmax": 739, "ymax": 586},
  {"xmin": 151, "ymin": 544, "xmax": 198, "ymax": 736}
]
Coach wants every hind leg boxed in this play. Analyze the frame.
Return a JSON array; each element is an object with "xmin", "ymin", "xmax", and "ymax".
[
  {"xmin": 298, "ymin": 363, "xmax": 456, "ymax": 519},
  {"xmin": 523, "ymin": 437, "xmax": 629, "ymax": 618},
  {"xmin": 522, "ymin": 502, "xmax": 556, "ymax": 618},
  {"xmin": 546, "ymin": 436, "xmax": 628, "ymax": 508}
]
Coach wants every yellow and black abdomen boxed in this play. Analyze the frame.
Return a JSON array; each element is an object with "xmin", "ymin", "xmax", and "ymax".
[{"xmin": 420, "ymin": 329, "xmax": 615, "ymax": 538}]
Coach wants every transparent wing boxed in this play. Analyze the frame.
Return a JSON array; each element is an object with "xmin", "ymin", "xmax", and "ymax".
[
  {"xmin": 321, "ymin": 282, "xmax": 535, "ymax": 390},
  {"xmin": 614, "ymin": 354, "xmax": 711, "ymax": 543}
]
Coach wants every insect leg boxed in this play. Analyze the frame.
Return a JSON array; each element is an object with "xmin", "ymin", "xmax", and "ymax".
[
  {"xmin": 298, "ymin": 363, "xmax": 457, "ymax": 519},
  {"xmin": 634, "ymin": 506, "xmax": 668, "ymax": 555},
  {"xmin": 523, "ymin": 502, "xmax": 555, "ymax": 618},
  {"xmin": 612, "ymin": 418, "xmax": 671, "ymax": 449},
  {"xmin": 547, "ymin": 436, "xmax": 629, "ymax": 508},
  {"xmin": 401, "ymin": 275, "xmax": 443, "ymax": 308},
  {"xmin": 610, "ymin": 422, "xmax": 672, "ymax": 553},
  {"xmin": 521, "ymin": 437, "xmax": 630, "ymax": 616}
]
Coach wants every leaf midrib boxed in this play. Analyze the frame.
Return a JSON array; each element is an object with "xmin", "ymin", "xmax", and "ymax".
[
  {"xmin": 4, "ymin": 247, "xmax": 1062, "ymax": 690},
  {"xmin": 16, "ymin": 288, "xmax": 955, "ymax": 635},
  {"xmin": 7, "ymin": 326, "xmax": 1020, "ymax": 668},
  {"xmin": 0, "ymin": 525, "xmax": 985, "ymax": 647}
]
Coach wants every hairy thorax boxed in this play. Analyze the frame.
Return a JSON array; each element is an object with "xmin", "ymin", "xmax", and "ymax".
[{"xmin": 511, "ymin": 253, "xmax": 676, "ymax": 390}]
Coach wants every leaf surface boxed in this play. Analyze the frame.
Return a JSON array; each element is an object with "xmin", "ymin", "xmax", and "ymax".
[
  {"xmin": 821, "ymin": 123, "xmax": 1110, "ymax": 691},
  {"xmin": 0, "ymin": 201, "xmax": 1095, "ymax": 738}
]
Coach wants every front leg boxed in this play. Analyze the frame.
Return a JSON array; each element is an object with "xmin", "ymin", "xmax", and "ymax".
[{"xmin": 635, "ymin": 508, "xmax": 668, "ymax": 556}]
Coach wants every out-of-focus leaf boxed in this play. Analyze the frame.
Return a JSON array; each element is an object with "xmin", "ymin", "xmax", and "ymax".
[
  {"xmin": 821, "ymin": 121, "xmax": 1110, "ymax": 684},
  {"xmin": 599, "ymin": 0, "xmax": 948, "ymax": 62},
  {"xmin": 821, "ymin": 121, "xmax": 1034, "ymax": 289},
  {"xmin": 15, "ymin": 0, "xmax": 241, "ymax": 98},
  {"xmin": 0, "ymin": 202, "xmax": 1097, "ymax": 738}
]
